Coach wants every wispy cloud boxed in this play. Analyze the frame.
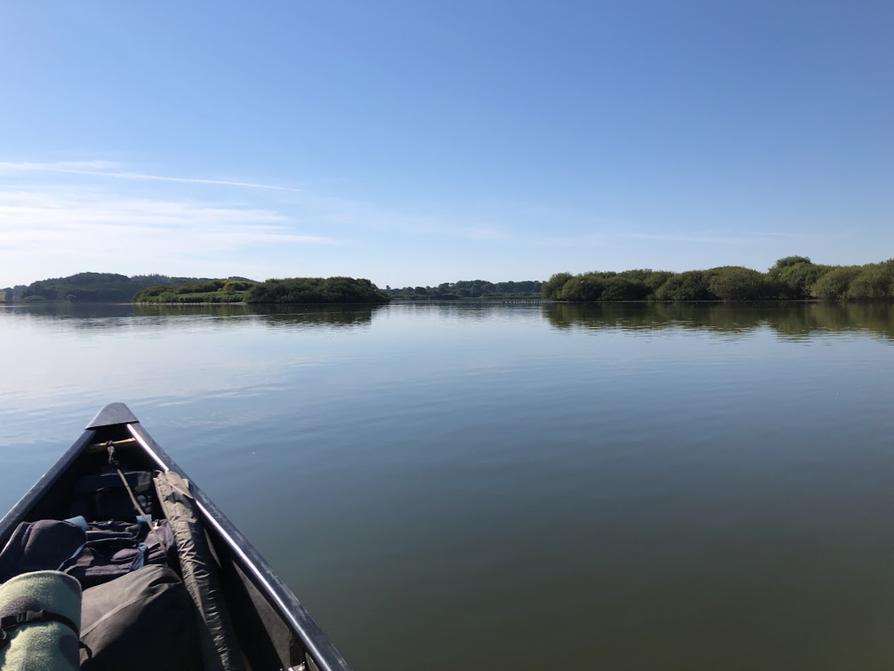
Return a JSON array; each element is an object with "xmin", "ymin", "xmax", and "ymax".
[
  {"xmin": 0, "ymin": 159, "xmax": 510, "ymax": 240},
  {"xmin": 0, "ymin": 157, "xmax": 520, "ymax": 284},
  {"xmin": 0, "ymin": 182, "xmax": 338, "ymax": 284},
  {"xmin": 0, "ymin": 160, "xmax": 302, "ymax": 192},
  {"xmin": 620, "ymin": 232, "xmax": 778, "ymax": 246},
  {"xmin": 536, "ymin": 233, "xmax": 609, "ymax": 247},
  {"xmin": 0, "ymin": 189, "xmax": 334, "ymax": 249}
]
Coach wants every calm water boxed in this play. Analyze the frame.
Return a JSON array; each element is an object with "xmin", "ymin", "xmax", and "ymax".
[{"xmin": 3, "ymin": 301, "xmax": 894, "ymax": 670}]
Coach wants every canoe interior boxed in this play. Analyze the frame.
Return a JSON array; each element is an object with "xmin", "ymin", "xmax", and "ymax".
[{"xmin": 0, "ymin": 413, "xmax": 346, "ymax": 671}]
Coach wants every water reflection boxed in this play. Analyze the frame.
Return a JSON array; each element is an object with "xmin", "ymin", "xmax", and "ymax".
[
  {"xmin": 250, "ymin": 304, "xmax": 382, "ymax": 328},
  {"xmin": 4, "ymin": 299, "xmax": 894, "ymax": 670},
  {"xmin": 1, "ymin": 302, "xmax": 385, "ymax": 330},
  {"xmin": 544, "ymin": 302, "xmax": 894, "ymax": 341}
]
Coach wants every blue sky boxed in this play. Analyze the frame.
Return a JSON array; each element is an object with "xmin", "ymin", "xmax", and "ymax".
[{"xmin": 1, "ymin": 1, "xmax": 892, "ymax": 286}]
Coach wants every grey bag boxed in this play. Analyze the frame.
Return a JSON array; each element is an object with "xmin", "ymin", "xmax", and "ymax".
[{"xmin": 80, "ymin": 564, "xmax": 201, "ymax": 670}]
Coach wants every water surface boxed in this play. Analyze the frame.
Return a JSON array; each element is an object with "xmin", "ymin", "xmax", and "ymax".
[{"xmin": 2, "ymin": 301, "xmax": 894, "ymax": 670}]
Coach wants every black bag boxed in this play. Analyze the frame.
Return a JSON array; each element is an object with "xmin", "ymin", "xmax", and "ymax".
[
  {"xmin": 0, "ymin": 519, "xmax": 85, "ymax": 582},
  {"xmin": 80, "ymin": 564, "xmax": 202, "ymax": 670},
  {"xmin": 69, "ymin": 471, "xmax": 156, "ymax": 521},
  {"xmin": 62, "ymin": 520, "xmax": 178, "ymax": 589}
]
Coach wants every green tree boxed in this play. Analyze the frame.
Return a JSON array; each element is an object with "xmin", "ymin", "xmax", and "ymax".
[
  {"xmin": 847, "ymin": 265, "xmax": 894, "ymax": 299},
  {"xmin": 653, "ymin": 271, "xmax": 714, "ymax": 301},
  {"xmin": 600, "ymin": 276, "xmax": 650, "ymax": 301},
  {"xmin": 767, "ymin": 257, "xmax": 828, "ymax": 298},
  {"xmin": 541, "ymin": 273, "xmax": 573, "ymax": 300},
  {"xmin": 811, "ymin": 267, "xmax": 862, "ymax": 300},
  {"xmin": 707, "ymin": 267, "xmax": 767, "ymax": 301}
]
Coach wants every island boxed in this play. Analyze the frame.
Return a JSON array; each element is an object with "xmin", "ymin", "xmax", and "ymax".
[{"xmin": 135, "ymin": 277, "xmax": 390, "ymax": 304}]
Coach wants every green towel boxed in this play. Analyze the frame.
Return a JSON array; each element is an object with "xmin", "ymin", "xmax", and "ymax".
[{"xmin": 0, "ymin": 570, "xmax": 81, "ymax": 671}]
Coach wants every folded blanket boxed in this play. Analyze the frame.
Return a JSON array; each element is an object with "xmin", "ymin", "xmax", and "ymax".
[{"xmin": 0, "ymin": 570, "xmax": 82, "ymax": 671}]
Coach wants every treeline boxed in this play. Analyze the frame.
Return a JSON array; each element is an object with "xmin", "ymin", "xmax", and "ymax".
[
  {"xmin": 543, "ymin": 257, "xmax": 894, "ymax": 302},
  {"xmin": 5, "ymin": 272, "xmax": 210, "ymax": 303},
  {"xmin": 136, "ymin": 276, "xmax": 389, "ymax": 304},
  {"xmin": 386, "ymin": 280, "xmax": 542, "ymax": 300},
  {"xmin": 247, "ymin": 277, "xmax": 389, "ymax": 303}
]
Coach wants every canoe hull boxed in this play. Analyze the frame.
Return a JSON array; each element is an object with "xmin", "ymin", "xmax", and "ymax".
[{"xmin": 0, "ymin": 403, "xmax": 351, "ymax": 671}]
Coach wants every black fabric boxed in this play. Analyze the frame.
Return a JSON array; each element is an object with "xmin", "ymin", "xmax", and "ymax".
[
  {"xmin": 62, "ymin": 520, "xmax": 177, "ymax": 589},
  {"xmin": 69, "ymin": 471, "xmax": 156, "ymax": 521},
  {"xmin": 80, "ymin": 564, "xmax": 202, "ymax": 671},
  {"xmin": 0, "ymin": 520, "xmax": 85, "ymax": 582}
]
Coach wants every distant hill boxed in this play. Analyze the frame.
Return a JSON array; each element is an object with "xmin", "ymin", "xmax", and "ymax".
[
  {"xmin": 4, "ymin": 272, "xmax": 214, "ymax": 303},
  {"xmin": 385, "ymin": 280, "xmax": 543, "ymax": 300}
]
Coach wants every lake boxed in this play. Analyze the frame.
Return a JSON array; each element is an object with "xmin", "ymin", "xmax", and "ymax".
[{"xmin": 2, "ymin": 301, "xmax": 894, "ymax": 670}]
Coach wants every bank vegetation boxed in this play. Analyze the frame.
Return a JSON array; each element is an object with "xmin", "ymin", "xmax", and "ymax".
[
  {"xmin": 542, "ymin": 257, "xmax": 894, "ymax": 302},
  {"xmin": 135, "ymin": 277, "xmax": 389, "ymax": 304}
]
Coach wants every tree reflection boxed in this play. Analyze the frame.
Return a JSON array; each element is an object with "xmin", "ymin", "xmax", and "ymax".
[{"xmin": 543, "ymin": 302, "xmax": 894, "ymax": 341}]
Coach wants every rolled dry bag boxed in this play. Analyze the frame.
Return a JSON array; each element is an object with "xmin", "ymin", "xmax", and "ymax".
[
  {"xmin": 154, "ymin": 470, "xmax": 245, "ymax": 671},
  {"xmin": 0, "ymin": 570, "xmax": 82, "ymax": 671}
]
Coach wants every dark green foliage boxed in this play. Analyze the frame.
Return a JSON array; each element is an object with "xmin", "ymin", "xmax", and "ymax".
[
  {"xmin": 545, "ymin": 270, "xmax": 667, "ymax": 301},
  {"xmin": 246, "ymin": 277, "xmax": 389, "ymax": 304},
  {"xmin": 600, "ymin": 277, "xmax": 651, "ymax": 301},
  {"xmin": 541, "ymin": 274, "xmax": 573, "ymax": 300},
  {"xmin": 811, "ymin": 266, "xmax": 864, "ymax": 300},
  {"xmin": 706, "ymin": 267, "xmax": 766, "ymax": 301},
  {"xmin": 544, "ymin": 257, "xmax": 894, "ymax": 302},
  {"xmin": 847, "ymin": 263, "xmax": 894, "ymax": 300},
  {"xmin": 639, "ymin": 270, "xmax": 674, "ymax": 292},
  {"xmin": 558, "ymin": 273, "xmax": 612, "ymax": 301},
  {"xmin": 134, "ymin": 277, "xmax": 256, "ymax": 303},
  {"xmin": 388, "ymin": 280, "xmax": 542, "ymax": 300},
  {"xmin": 767, "ymin": 257, "xmax": 829, "ymax": 298},
  {"xmin": 771, "ymin": 256, "xmax": 813, "ymax": 270},
  {"xmin": 653, "ymin": 271, "xmax": 714, "ymax": 301},
  {"xmin": 136, "ymin": 276, "xmax": 388, "ymax": 304}
]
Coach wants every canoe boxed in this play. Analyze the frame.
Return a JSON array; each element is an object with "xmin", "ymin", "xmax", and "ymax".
[{"xmin": 0, "ymin": 402, "xmax": 351, "ymax": 671}]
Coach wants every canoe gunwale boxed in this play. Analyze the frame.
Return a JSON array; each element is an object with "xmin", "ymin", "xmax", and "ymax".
[{"xmin": 126, "ymin": 421, "xmax": 352, "ymax": 671}]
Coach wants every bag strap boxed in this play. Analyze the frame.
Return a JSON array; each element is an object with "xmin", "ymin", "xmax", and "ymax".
[
  {"xmin": 0, "ymin": 609, "xmax": 80, "ymax": 647},
  {"xmin": 107, "ymin": 442, "xmax": 152, "ymax": 524}
]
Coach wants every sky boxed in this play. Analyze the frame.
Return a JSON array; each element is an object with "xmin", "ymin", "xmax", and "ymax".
[{"xmin": 1, "ymin": 1, "xmax": 892, "ymax": 287}]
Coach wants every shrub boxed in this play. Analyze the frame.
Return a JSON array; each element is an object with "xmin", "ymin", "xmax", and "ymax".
[
  {"xmin": 600, "ymin": 276, "xmax": 650, "ymax": 301},
  {"xmin": 847, "ymin": 265, "xmax": 894, "ymax": 300},
  {"xmin": 707, "ymin": 267, "xmax": 767, "ymax": 301},
  {"xmin": 812, "ymin": 267, "xmax": 863, "ymax": 300},
  {"xmin": 768, "ymin": 257, "xmax": 830, "ymax": 298},
  {"xmin": 653, "ymin": 271, "xmax": 715, "ymax": 301},
  {"xmin": 541, "ymin": 273, "xmax": 573, "ymax": 300}
]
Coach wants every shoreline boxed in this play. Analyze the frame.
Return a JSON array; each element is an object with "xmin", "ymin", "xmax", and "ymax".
[{"xmin": 5, "ymin": 297, "xmax": 894, "ymax": 307}]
